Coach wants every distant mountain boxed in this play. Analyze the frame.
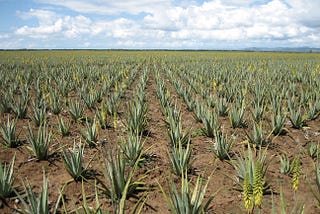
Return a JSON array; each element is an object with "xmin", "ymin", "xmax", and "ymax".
[{"xmin": 243, "ymin": 47, "xmax": 320, "ymax": 53}]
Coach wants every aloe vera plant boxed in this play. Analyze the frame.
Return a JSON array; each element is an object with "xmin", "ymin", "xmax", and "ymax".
[
  {"xmin": 169, "ymin": 141, "xmax": 193, "ymax": 176},
  {"xmin": 74, "ymin": 181, "xmax": 104, "ymax": 214},
  {"xmin": 212, "ymin": 130, "xmax": 233, "ymax": 161},
  {"xmin": 0, "ymin": 93, "xmax": 12, "ymax": 114},
  {"xmin": 121, "ymin": 133, "xmax": 145, "ymax": 167},
  {"xmin": 165, "ymin": 104, "xmax": 181, "ymax": 127},
  {"xmin": 246, "ymin": 123, "xmax": 271, "ymax": 147},
  {"xmin": 106, "ymin": 94, "xmax": 119, "ymax": 116},
  {"xmin": 18, "ymin": 176, "xmax": 49, "ymax": 214},
  {"xmin": 201, "ymin": 110, "xmax": 220, "ymax": 138},
  {"xmin": 229, "ymin": 99, "xmax": 246, "ymax": 128},
  {"xmin": 80, "ymin": 118, "xmax": 98, "ymax": 148},
  {"xmin": 216, "ymin": 97, "xmax": 228, "ymax": 117},
  {"xmin": 160, "ymin": 172, "xmax": 217, "ymax": 214},
  {"xmin": 251, "ymin": 101, "xmax": 266, "ymax": 122},
  {"xmin": 57, "ymin": 116, "xmax": 71, "ymax": 137},
  {"xmin": 95, "ymin": 89, "xmax": 103, "ymax": 103},
  {"xmin": 168, "ymin": 122, "xmax": 191, "ymax": 148},
  {"xmin": 96, "ymin": 100, "xmax": 111, "ymax": 129},
  {"xmin": 31, "ymin": 103, "xmax": 47, "ymax": 127},
  {"xmin": 305, "ymin": 96, "xmax": 319, "ymax": 120},
  {"xmin": 230, "ymin": 145, "xmax": 270, "ymax": 212},
  {"xmin": 0, "ymin": 155, "xmax": 15, "ymax": 198},
  {"xmin": 164, "ymin": 104, "xmax": 191, "ymax": 147},
  {"xmin": 194, "ymin": 101, "xmax": 205, "ymax": 123},
  {"xmin": 206, "ymin": 94, "xmax": 215, "ymax": 109},
  {"xmin": 271, "ymin": 109, "xmax": 286, "ymax": 135},
  {"xmin": 308, "ymin": 160, "xmax": 320, "ymax": 207},
  {"xmin": 34, "ymin": 92, "xmax": 46, "ymax": 110},
  {"xmin": 27, "ymin": 123, "xmax": 52, "ymax": 160},
  {"xmin": 185, "ymin": 96, "xmax": 196, "ymax": 112},
  {"xmin": 279, "ymin": 154, "xmax": 291, "ymax": 175},
  {"xmin": 155, "ymin": 77, "xmax": 171, "ymax": 110},
  {"xmin": 98, "ymin": 148, "xmax": 146, "ymax": 213},
  {"xmin": 12, "ymin": 96, "xmax": 29, "ymax": 119},
  {"xmin": 289, "ymin": 106, "xmax": 306, "ymax": 129},
  {"xmin": 16, "ymin": 171, "xmax": 60, "ymax": 214},
  {"xmin": 81, "ymin": 88, "xmax": 96, "ymax": 109},
  {"xmin": 0, "ymin": 117, "xmax": 20, "ymax": 148},
  {"xmin": 307, "ymin": 142, "xmax": 319, "ymax": 159},
  {"xmin": 126, "ymin": 99, "xmax": 147, "ymax": 135},
  {"xmin": 69, "ymin": 100, "xmax": 85, "ymax": 122},
  {"xmin": 49, "ymin": 91, "xmax": 61, "ymax": 115},
  {"xmin": 62, "ymin": 142, "xmax": 88, "ymax": 181}
]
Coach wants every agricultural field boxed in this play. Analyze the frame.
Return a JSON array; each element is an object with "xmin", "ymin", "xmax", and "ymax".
[{"xmin": 1, "ymin": 50, "xmax": 320, "ymax": 213}]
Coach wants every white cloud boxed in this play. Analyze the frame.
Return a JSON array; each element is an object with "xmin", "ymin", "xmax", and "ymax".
[
  {"xmin": 16, "ymin": 19, "xmax": 63, "ymax": 39},
  {"xmin": 223, "ymin": 0, "xmax": 270, "ymax": 6},
  {"xmin": 4, "ymin": 0, "xmax": 320, "ymax": 49},
  {"xmin": 34, "ymin": 0, "xmax": 171, "ymax": 15},
  {"xmin": 0, "ymin": 37, "xmax": 24, "ymax": 49},
  {"xmin": 14, "ymin": 9, "xmax": 140, "ymax": 42},
  {"xmin": 82, "ymin": 42, "xmax": 90, "ymax": 47},
  {"xmin": 0, "ymin": 34, "xmax": 10, "ymax": 39},
  {"xmin": 140, "ymin": 0, "xmax": 320, "ymax": 46},
  {"xmin": 17, "ymin": 9, "xmax": 58, "ymax": 25},
  {"xmin": 63, "ymin": 15, "xmax": 91, "ymax": 38},
  {"xmin": 285, "ymin": 0, "xmax": 320, "ymax": 28},
  {"xmin": 15, "ymin": 9, "xmax": 93, "ymax": 39}
]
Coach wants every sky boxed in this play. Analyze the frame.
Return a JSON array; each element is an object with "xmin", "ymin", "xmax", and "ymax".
[{"xmin": 0, "ymin": 0, "xmax": 319, "ymax": 49}]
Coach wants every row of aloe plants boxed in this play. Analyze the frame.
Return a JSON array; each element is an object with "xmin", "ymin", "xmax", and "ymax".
[
  {"xmin": 0, "ymin": 60, "xmax": 141, "ymax": 151},
  {"xmin": 155, "ymin": 68, "xmax": 193, "ymax": 175},
  {"xmin": 0, "ymin": 133, "xmax": 149, "ymax": 213},
  {"xmin": 154, "ymin": 61, "xmax": 222, "ymax": 213},
  {"xmin": 0, "ymin": 54, "xmax": 150, "ymax": 211},
  {"xmin": 162, "ymin": 62, "xmax": 237, "ymax": 164},
  {"xmin": 153, "ymin": 55, "xmax": 320, "ymax": 213},
  {"xmin": 163, "ymin": 55, "xmax": 320, "ymax": 134},
  {"xmin": 0, "ymin": 54, "xmax": 153, "ymax": 212},
  {"xmin": 2, "ymin": 139, "xmax": 318, "ymax": 213}
]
